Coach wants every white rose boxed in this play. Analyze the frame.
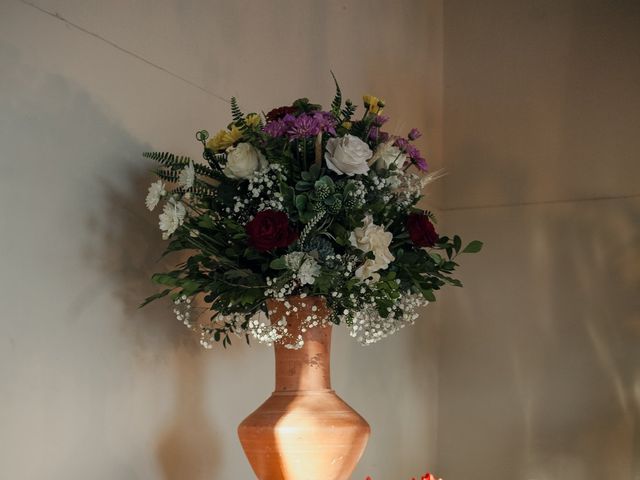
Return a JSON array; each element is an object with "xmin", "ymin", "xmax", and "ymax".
[
  {"xmin": 325, "ymin": 134, "xmax": 372, "ymax": 176},
  {"xmin": 372, "ymin": 143, "xmax": 406, "ymax": 172},
  {"xmin": 349, "ymin": 215, "xmax": 395, "ymax": 281},
  {"xmin": 224, "ymin": 142, "xmax": 267, "ymax": 179}
]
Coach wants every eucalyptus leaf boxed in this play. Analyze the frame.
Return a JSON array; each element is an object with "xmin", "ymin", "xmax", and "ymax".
[{"xmin": 462, "ymin": 240, "xmax": 483, "ymax": 254}]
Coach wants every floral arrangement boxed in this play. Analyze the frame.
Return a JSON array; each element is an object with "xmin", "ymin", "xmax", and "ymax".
[
  {"xmin": 142, "ymin": 77, "xmax": 481, "ymax": 348},
  {"xmin": 366, "ymin": 473, "xmax": 442, "ymax": 480}
]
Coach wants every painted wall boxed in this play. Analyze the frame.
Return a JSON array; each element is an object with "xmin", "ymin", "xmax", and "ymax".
[
  {"xmin": 2, "ymin": 1, "xmax": 638, "ymax": 479},
  {"xmin": 436, "ymin": 0, "xmax": 640, "ymax": 479},
  {"xmin": 0, "ymin": 1, "xmax": 442, "ymax": 479}
]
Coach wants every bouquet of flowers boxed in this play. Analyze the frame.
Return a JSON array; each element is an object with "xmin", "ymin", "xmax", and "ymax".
[
  {"xmin": 366, "ymin": 474, "xmax": 442, "ymax": 480},
  {"xmin": 142, "ymin": 77, "xmax": 481, "ymax": 349}
]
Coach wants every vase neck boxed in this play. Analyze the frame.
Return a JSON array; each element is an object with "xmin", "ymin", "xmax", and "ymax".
[{"xmin": 267, "ymin": 296, "xmax": 332, "ymax": 393}]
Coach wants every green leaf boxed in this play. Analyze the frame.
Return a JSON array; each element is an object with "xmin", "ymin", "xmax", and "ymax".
[
  {"xmin": 462, "ymin": 240, "xmax": 483, "ymax": 254},
  {"xmin": 422, "ymin": 289, "xmax": 436, "ymax": 302},
  {"xmin": 295, "ymin": 194, "xmax": 308, "ymax": 213},
  {"xmin": 139, "ymin": 288, "xmax": 172, "ymax": 308},
  {"xmin": 429, "ymin": 252, "xmax": 443, "ymax": 265},
  {"xmin": 453, "ymin": 235, "xmax": 462, "ymax": 253},
  {"xmin": 270, "ymin": 257, "xmax": 287, "ymax": 270},
  {"xmin": 330, "ymin": 71, "xmax": 342, "ymax": 116}
]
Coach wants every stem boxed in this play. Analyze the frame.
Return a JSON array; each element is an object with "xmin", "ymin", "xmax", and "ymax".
[{"xmin": 302, "ymin": 138, "xmax": 307, "ymax": 171}]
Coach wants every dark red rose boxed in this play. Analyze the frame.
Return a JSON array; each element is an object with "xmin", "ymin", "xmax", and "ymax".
[
  {"xmin": 245, "ymin": 210, "xmax": 298, "ymax": 252},
  {"xmin": 406, "ymin": 213, "xmax": 439, "ymax": 247},
  {"xmin": 265, "ymin": 106, "xmax": 297, "ymax": 122}
]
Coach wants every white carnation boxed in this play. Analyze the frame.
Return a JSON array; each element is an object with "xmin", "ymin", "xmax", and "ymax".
[
  {"xmin": 224, "ymin": 142, "xmax": 267, "ymax": 179},
  {"xmin": 145, "ymin": 180, "xmax": 166, "ymax": 211},
  {"xmin": 178, "ymin": 160, "xmax": 195, "ymax": 189},
  {"xmin": 158, "ymin": 198, "xmax": 186, "ymax": 240},
  {"xmin": 349, "ymin": 215, "xmax": 395, "ymax": 281},
  {"xmin": 297, "ymin": 258, "xmax": 321, "ymax": 285},
  {"xmin": 324, "ymin": 134, "xmax": 372, "ymax": 176},
  {"xmin": 284, "ymin": 252, "xmax": 321, "ymax": 285}
]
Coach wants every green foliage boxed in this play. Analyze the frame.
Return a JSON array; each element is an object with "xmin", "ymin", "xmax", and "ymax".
[
  {"xmin": 230, "ymin": 96, "xmax": 246, "ymax": 130},
  {"xmin": 330, "ymin": 71, "xmax": 342, "ymax": 117},
  {"xmin": 462, "ymin": 240, "xmax": 483, "ymax": 254},
  {"xmin": 143, "ymin": 151, "xmax": 191, "ymax": 168},
  {"xmin": 340, "ymin": 100, "xmax": 357, "ymax": 122}
]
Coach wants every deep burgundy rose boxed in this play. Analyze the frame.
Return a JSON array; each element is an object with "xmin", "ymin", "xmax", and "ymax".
[
  {"xmin": 265, "ymin": 106, "xmax": 297, "ymax": 122},
  {"xmin": 245, "ymin": 210, "xmax": 298, "ymax": 252},
  {"xmin": 406, "ymin": 213, "xmax": 439, "ymax": 247}
]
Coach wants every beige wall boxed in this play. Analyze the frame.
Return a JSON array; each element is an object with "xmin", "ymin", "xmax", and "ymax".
[
  {"xmin": 2, "ymin": 1, "xmax": 639, "ymax": 479},
  {"xmin": 436, "ymin": 0, "xmax": 640, "ymax": 479},
  {"xmin": 0, "ymin": 1, "xmax": 443, "ymax": 479}
]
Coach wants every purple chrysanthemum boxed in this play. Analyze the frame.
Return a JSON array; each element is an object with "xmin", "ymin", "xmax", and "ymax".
[
  {"xmin": 394, "ymin": 137, "xmax": 410, "ymax": 152},
  {"xmin": 372, "ymin": 115, "xmax": 389, "ymax": 127},
  {"xmin": 394, "ymin": 137, "xmax": 428, "ymax": 171},
  {"xmin": 313, "ymin": 111, "xmax": 337, "ymax": 136},
  {"xmin": 263, "ymin": 119, "xmax": 288, "ymax": 137},
  {"xmin": 287, "ymin": 114, "xmax": 321, "ymax": 139},
  {"xmin": 408, "ymin": 128, "xmax": 422, "ymax": 140},
  {"xmin": 264, "ymin": 111, "xmax": 338, "ymax": 139},
  {"xmin": 414, "ymin": 157, "xmax": 428, "ymax": 171},
  {"xmin": 368, "ymin": 126, "xmax": 379, "ymax": 140}
]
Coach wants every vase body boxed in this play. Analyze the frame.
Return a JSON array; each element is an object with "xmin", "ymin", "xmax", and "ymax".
[{"xmin": 238, "ymin": 295, "xmax": 370, "ymax": 480}]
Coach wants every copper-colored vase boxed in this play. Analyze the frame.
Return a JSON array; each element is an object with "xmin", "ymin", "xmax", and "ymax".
[{"xmin": 238, "ymin": 296, "xmax": 370, "ymax": 480}]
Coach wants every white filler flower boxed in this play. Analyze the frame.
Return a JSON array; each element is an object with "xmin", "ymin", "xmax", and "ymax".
[
  {"xmin": 349, "ymin": 215, "xmax": 395, "ymax": 281},
  {"xmin": 158, "ymin": 198, "xmax": 186, "ymax": 239},
  {"xmin": 224, "ymin": 142, "xmax": 267, "ymax": 179},
  {"xmin": 178, "ymin": 160, "xmax": 195, "ymax": 189},
  {"xmin": 324, "ymin": 134, "xmax": 372, "ymax": 176},
  {"xmin": 145, "ymin": 180, "xmax": 166, "ymax": 211}
]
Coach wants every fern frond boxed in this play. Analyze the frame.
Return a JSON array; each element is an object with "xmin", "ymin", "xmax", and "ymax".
[
  {"xmin": 154, "ymin": 169, "xmax": 180, "ymax": 182},
  {"xmin": 340, "ymin": 101, "xmax": 357, "ymax": 122},
  {"xmin": 349, "ymin": 120, "xmax": 368, "ymax": 139},
  {"xmin": 143, "ymin": 151, "xmax": 191, "ymax": 169},
  {"xmin": 330, "ymin": 71, "xmax": 342, "ymax": 117},
  {"xmin": 230, "ymin": 97, "xmax": 247, "ymax": 131},
  {"xmin": 172, "ymin": 184, "xmax": 217, "ymax": 197},
  {"xmin": 194, "ymin": 163, "xmax": 225, "ymax": 181}
]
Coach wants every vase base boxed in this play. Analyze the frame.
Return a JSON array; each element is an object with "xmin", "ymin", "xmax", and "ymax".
[{"xmin": 238, "ymin": 390, "xmax": 370, "ymax": 480}]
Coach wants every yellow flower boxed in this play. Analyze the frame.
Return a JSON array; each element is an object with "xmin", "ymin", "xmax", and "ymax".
[
  {"xmin": 363, "ymin": 95, "xmax": 378, "ymax": 108},
  {"xmin": 363, "ymin": 94, "xmax": 384, "ymax": 114},
  {"xmin": 245, "ymin": 113, "xmax": 261, "ymax": 127},
  {"xmin": 342, "ymin": 121, "xmax": 353, "ymax": 130},
  {"xmin": 206, "ymin": 125, "xmax": 243, "ymax": 152}
]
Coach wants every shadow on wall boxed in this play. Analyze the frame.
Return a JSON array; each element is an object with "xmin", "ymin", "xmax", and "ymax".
[
  {"xmin": 99, "ymin": 168, "xmax": 223, "ymax": 480},
  {"xmin": 89, "ymin": 89, "xmax": 223, "ymax": 480},
  {"xmin": 0, "ymin": 42, "xmax": 221, "ymax": 479},
  {"xmin": 436, "ymin": 163, "xmax": 640, "ymax": 479}
]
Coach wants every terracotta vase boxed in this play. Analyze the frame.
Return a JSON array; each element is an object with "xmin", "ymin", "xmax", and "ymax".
[{"xmin": 238, "ymin": 295, "xmax": 370, "ymax": 480}]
